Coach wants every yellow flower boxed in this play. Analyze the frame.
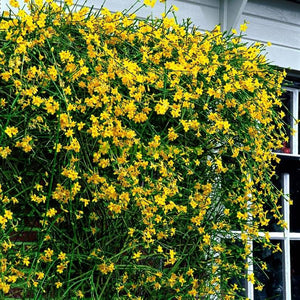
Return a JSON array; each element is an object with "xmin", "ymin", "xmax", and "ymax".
[
  {"xmin": 9, "ymin": 0, "xmax": 20, "ymax": 8},
  {"xmin": 154, "ymin": 282, "xmax": 161, "ymax": 290},
  {"xmin": 76, "ymin": 290, "xmax": 84, "ymax": 298},
  {"xmin": 45, "ymin": 97, "xmax": 59, "ymax": 114},
  {"xmin": 107, "ymin": 201, "xmax": 121, "ymax": 214},
  {"xmin": 186, "ymin": 268, "xmax": 194, "ymax": 276},
  {"xmin": 0, "ymin": 146, "xmax": 12, "ymax": 158},
  {"xmin": 45, "ymin": 248, "xmax": 54, "ymax": 258},
  {"xmin": 0, "ymin": 216, "xmax": 8, "ymax": 229},
  {"xmin": 128, "ymin": 228, "xmax": 135, "ymax": 237},
  {"xmin": 77, "ymin": 122, "xmax": 85, "ymax": 130},
  {"xmin": 168, "ymin": 127, "xmax": 178, "ymax": 141},
  {"xmin": 23, "ymin": 256, "xmax": 30, "ymax": 266},
  {"xmin": 35, "ymin": 0, "xmax": 43, "ymax": 7},
  {"xmin": 5, "ymin": 126, "xmax": 18, "ymax": 138},
  {"xmin": 44, "ymin": 235, "xmax": 51, "ymax": 241},
  {"xmin": 1, "ymin": 71, "xmax": 11, "ymax": 81},
  {"xmin": 203, "ymin": 234, "xmax": 210, "ymax": 245},
  {"xmin": 4, "ymin": 210, "xmax": 13, "ymax": 220},
  {"xmin": 240, "ymin": 22, "xmax": 248, "ymax": 32},
  {"xmin": 144, "ymin": 0, "xmax": 156, "ymax": 8},
  {"xmin": 15, "ymin": 135, "xmax": 33, "ymax": 152},
  {"xmin": 63, "ymin": 86, "xmax": 72, "ymax": 95},
  {"xmin": 36, "ymin": 272, "xmax": 44, "ymax": 280},
  {"xmin": 7, "ymin": 275, "xmax": 17, "ymax": 283},
  {"xmin": 58, "ymin": 252, "xmax": 66, "ymax": 260},
  {"xmin": 65, "ymin": 0, "xmax": 73, "ymax": 6},
  {"xmin": 46, "ymin": 208, "xmax": 57, "ymax": 218},
  {"xmin": 47, "ymin": 65, "xmax": 58, "ymax": 81},
  {"xmin": 98, "ymin": 262, "xmax": 114, "ymax": 274},
  {"xmin": 59, "ymin": 50, "xmax": 74, "ymax": 63},
  {"xmin": 247, "ymin": 273, "xmax": 255, "ymax": 284},
  {"xmin": 57, "ymin": 262, "xmax": 66, "ymax": 274},
  {"xmin": 133, "ymin": 251, "xmax": 142, "ymax": 261},
  {"xmin": 188, "ymin": 289, "xmax": 198, "ymax": 296}
]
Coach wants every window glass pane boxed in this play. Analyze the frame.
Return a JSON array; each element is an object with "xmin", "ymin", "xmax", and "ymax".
[
  {"xmin": 298, "ymin": 91, "xmax": 300, "ymax": 155},
  {"xmin": 290, "ymin": 169, "xmax": 300, "ymax": 232},
  {"xmin": 226, "ymin": 240, "xmax": 247, "ymax": 296},
  {"xmin": 227, "ymin": 277, "xmax": 246, "ymax": 297},
  {"xmin": 254, "ymin": 241, "xmax": 284, "ymax": 299},
  {"xmin": 280, "ymin": 91, "xmax": 292, "ymax": 153},
  {"xmin": 291, "ymin": 241, "xmax": 300, "ymax": 299},
  {"xmin": 266, "ymin": 174, "xmax": 283, "ymax": 232}
]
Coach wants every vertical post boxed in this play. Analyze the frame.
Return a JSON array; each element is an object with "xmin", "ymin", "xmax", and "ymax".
[
  {"xmin": 291, "ymin": 90, "xmax": 299, "ymax": 155},
  {"xmin": 219, "ymin": 0, "xmax": 228, "ymax": 32},
  {"xmin": 246, "ymin": 240, "xmax": 254, "ymax": 299},
  {"xmin": 219, "ymin": 0, "xmax": 248, "ymax": 32},
  {"xmin": 283, "ymin": 173, "xmax": 291, "ymax": 300},
  {"xmin": 246, "ymin": 174, "xmax": 254, "ymax": 299}
]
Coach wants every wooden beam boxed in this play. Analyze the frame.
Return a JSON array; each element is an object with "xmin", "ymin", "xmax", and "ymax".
[{"xmin": 220, "ymin": 0, "xmax": 248, "ymax": 32}]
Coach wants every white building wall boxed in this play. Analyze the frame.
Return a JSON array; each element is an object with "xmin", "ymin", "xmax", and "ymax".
[
  {"xmin": 239, "ymin": 0, "xmax": 300, "ymax": 72},
  {"xmin": 61, "ymin": 0, "xmax": 219, "ymax": 32},
  {"xmin": 71, "ymin": 0, "xmax": 300, "ymax": 71}
]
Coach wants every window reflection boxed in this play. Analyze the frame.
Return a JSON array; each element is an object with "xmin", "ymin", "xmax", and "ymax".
[
  {"xmin": 226, "ymin": 240, "xmax": 247, "ymax": 297},
  {"xmin": 298, "ymin": 91, "xmax": 300, "ymax": 154},
  {"xmin": 266, "ymin": 175, "xmax": 283, "ymax": 232},
  {"xmin": 291, "ymin": 241, "xmax": 300, "ymax": 299},
  {"xmin": 280, "ymin": 91, "xmax": 292, "ymax": 153},
  {"xmin": 290, "ymin": 169, "xmax": 300, "ymax": 233},
  {"xmin": 254, "ymin": 241, "xmax": 283, "ymax": 299}
]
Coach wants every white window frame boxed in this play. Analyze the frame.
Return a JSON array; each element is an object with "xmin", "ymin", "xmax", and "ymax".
[
  {"xmin": 230, "ymin": 86, "xmax": 300, "ymax": 299},
  {"xmin": 244, "ymin": 86, "xmax": 300, "ymax": 299}
]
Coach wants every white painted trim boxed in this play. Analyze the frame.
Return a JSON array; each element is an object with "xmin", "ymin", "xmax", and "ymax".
[{"xmin": 275, "ymin": 153, "xmax": 300, "ymax": 158}]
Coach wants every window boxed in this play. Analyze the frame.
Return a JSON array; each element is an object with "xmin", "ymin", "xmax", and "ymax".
[{"xmin": 244, "ymin": 82, "xmax": 300, "ymax": 299}]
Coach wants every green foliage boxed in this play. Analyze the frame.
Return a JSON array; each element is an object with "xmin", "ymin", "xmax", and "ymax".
[{"xmin": 0, "ymin": 0, "xmax": 287, "ymax": 298}]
